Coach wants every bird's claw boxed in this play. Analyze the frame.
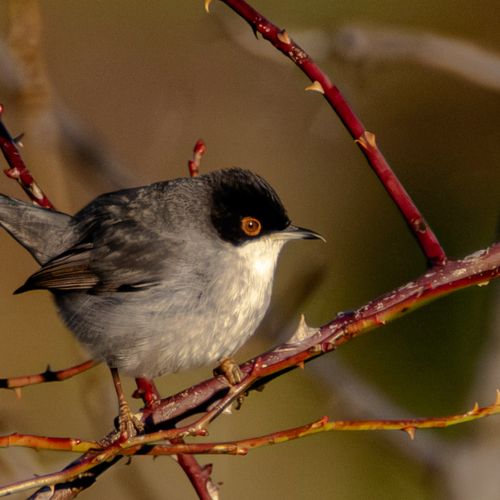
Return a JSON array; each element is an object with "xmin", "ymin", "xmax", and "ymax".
[
  {"xmin": 214, "ymin": 357, "xmax": 244, "ymax": 385},
  {"xmin": 117, "ymin": 401, "xmax": 144, "ymax": 440}
]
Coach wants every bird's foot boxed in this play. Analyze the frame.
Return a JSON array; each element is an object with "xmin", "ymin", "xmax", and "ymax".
[
  {"xmin": 110, "ymin": 367, "xmax": 144, "ymax": 440},
  {"xmin": 214, "ymin": 357, "xmax": 244, "ymax": 385},
  {"xmin": 117, "ymin": 399, "xmax": 144, "ymax": 440}
]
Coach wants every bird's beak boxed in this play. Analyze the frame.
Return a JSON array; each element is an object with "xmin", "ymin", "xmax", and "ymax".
[{"xmin": 275, "ymin": 224, "xmax": 326, "ymax": 242}]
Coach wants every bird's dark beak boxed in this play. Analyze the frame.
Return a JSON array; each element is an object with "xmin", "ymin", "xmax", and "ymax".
[{"xmin": 276, "ymin": 224, "xmax": 326, "ymax": 242}]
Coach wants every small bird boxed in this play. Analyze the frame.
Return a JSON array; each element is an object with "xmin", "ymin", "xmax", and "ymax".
[{"xmin": 0, "ymin": 168, "xmax": 322, "ymax": 434}]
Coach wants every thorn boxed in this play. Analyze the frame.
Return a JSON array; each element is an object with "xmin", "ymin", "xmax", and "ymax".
[
  {"xmin": 297, "ymin": 361, "xmax": 305, "ymax": 369},
  {"xmin": 311, "ymin": 416, "xmax": 329, "ymax": 429},
  {"xmin": 308, "ymin": 344, "xmax": 322, "ymax": 355},
  {"xmin": 277, "ymin": 29, "xmax": 291, "ymax": 45},
  {"xmin": 471, "ymin": 402, "xmax": 479, "ymax": 414},
  {"xmin": 14, "ymin": 387, "xmax": 22, "ymax": 399},
  {"xmin": 31, "ymin": 183, "xmax": 44, "ymax": 201},
  {"xmin": 13, "ymin": 133, "xmax": 24, "ymax": 145},
  {"xmin": 222, "ymin": 405, "xmax": 233, "ymax": 415},
  {"xmin": 496, "ymin": 389, "xmax": 500, "ymax": 406},
  {"xmin": 4, "ymin": 167, "xmax": 20, "ymax": 179},
  {"xmin": 305, "ymin": 80, "xmax": 324, "ymax": 94},
  {"xmin": 403, "ymin": 427, "xmax": 416, "ymax": 440},
  {"xmin": 287, "ymin": 314, "xmax": 318, "ymax": 344},
  {"xmin": 355, "ymin": 130, "xmax": 377, "ymax": 150},
  {"xmin": 204, "ymin": 0, "xmax": 212, "ymax": 13}
]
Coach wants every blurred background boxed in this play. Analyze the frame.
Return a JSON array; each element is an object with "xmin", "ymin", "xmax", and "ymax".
[{"xmin": 0, "ymin": 0, "xmax": 499, "ymax": 498}]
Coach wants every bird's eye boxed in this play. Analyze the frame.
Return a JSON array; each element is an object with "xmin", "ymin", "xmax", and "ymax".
[{"xmin": 241, "ymin": 216, "xmax": 262, "ymax": 237}]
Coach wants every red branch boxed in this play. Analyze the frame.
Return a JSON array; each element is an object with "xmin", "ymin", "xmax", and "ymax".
[
  {"xmin": 188, "ymin": 139, "xmax": 207, "ymax": 177},
  {"xmin": 0, "ymin": 360, "xmax": 97, "ymax": 391},
  {"xmin": 0, "ymin": 105, "xmax": 54, "ymax": 209},
  {"xmin": 218, "ymin": 0, "xmax": 447, "ymax": 267},
  {"xmin": 176, "ymin": 452, "xmax": 218, "ymax": 499}
]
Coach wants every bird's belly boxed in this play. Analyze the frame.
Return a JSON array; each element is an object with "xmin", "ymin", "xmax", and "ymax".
[{"xmin": 54, "ymin": 276, "xmax": 272, "ymax": 378}]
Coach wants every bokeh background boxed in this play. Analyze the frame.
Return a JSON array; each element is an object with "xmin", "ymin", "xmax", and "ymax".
[{"xmin": 0, "ymin": 1, "xmax": 499, "ymax": 498}]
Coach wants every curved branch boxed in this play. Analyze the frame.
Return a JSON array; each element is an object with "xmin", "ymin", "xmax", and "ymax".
[{"xmin": 217, "ymin": 0, "xmax": 446, "ymax": 266}]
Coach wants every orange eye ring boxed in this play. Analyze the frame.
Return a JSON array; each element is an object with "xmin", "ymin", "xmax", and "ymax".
[{"xmin": 241, "ymin": 216, "xmax": 262, "ymax": 237}]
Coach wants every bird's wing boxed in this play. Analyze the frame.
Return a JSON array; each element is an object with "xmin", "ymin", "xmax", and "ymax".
[
  {"xmin": 15, "ymin": 219, "xmax": 179, "ymax": 295},
  {"xmin": 15, "ymin": 242, "xmax": 98, "ymax": 293}
]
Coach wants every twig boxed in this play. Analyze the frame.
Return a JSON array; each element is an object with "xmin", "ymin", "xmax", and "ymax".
[
  {"xmin": 214, "ymin": 0, "xmax": 447, "ymax": 267},
  {"xmin": 0, "ymin": 442, "xmax": 124, "ymax": 497},
  {"xmin": 6, "ymin": 389, "xmax": 499, "ymax": 462},
  {"xmin": 0, "ymin": 105, "xmax": 53, "ymax": 208},
  {"xmin": 139, "ymin": 392, "xmax": 500, "ymax": 455},
  {"xmin": 176, "ymin": 448, "xmax": 219, "ymax": 500},
  {"xmin": 133, "ymin": 376, "xmax": 161, "ymax": 408},
  {"xmin": 188, "ymin": 139, "xmax": 207, "ymax": 177},
  {"xmin": 0, "ymin": 433, "xmax": 96, "ymax": 453},
  {"xmin": 0, "ymin": 359, "xmax": 98, "ymax": 392}
]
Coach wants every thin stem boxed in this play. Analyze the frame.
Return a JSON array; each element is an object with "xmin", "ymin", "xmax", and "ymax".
[
  {"xmin": 188, "ymin": 139, "xmax": 206, "ymax": 178},
  {"xmin": 0, "ymin": 105, "xmax": 54, "ymax": 208},
  {"xmin": 0, "ymin": 359, "xmax": 97, "ymax": 391},
  {"xmin": 217, "ymin": 0, "xmax": 447, "ymax": 267},
  {"xmin": 0, "ymin": 442, "xmax": 123, "ymax": 497},
  {"xmin": 176, "ymin": 445, "xmax": 219, "ymax": 500},
  {"xmin": 0, "ymin": 433, "xmax": 97, "ymax": 452},
  {"xmin": 133, "ymin": 376, "xmax": 161, "ymax": 408},
  {"xmin": 141, "ymin": 391, "xmax": 500, "ymax": 456}
]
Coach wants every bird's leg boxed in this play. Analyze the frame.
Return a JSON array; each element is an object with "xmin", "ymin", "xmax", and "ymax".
[
  {"xmin": 214, "ymin": 357, "xmax": 244, "ymax": 385},
  {"xmin": 110, "ymin": 367, "xmax": 144, "ymax": 439}
]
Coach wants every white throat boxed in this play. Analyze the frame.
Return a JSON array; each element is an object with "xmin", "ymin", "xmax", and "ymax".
[{"xmin": 236, "ymin": 235, "xmax": 285, "ymax": 280}]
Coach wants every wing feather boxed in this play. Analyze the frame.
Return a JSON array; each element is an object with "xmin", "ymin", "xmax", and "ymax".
[
  {"xmin": 14, "ymin": 244, "xmax": 99, "ymax": 294},
  {"xmin": 15, "ymin": 217, "xmax": 174, "ymax": 295}
]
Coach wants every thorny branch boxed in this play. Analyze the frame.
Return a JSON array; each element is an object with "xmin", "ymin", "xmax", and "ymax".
[
  {"xmin": 4, "ymin": 390, "xmax": 500, "ymax": 456},
  {"xmin": 0, "ymin": 0, "xmax": 499, "ymax": 498},
  {"xmin": 0, "ymin": 360, "xmax": 98, "ymax": 393},
  {"xmin": 214, "ymin": 0, "xmax": 447, "ymax": 267},
  {"xmin": 0, "ymin": 104, "xmax": 52, "ymax": 208}
]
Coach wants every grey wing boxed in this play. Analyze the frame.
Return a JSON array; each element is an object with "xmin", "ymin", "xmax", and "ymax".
[{"xmin": 15, "ymin": 219, "xmax": 177, "ymax": 295}]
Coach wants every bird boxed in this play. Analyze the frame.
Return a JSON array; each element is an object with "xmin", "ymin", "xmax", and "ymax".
[{"xmin": 0, "ymin": 168, "xmax": 323, "ymax": 435}]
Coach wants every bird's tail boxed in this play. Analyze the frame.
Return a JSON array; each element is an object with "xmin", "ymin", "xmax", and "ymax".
[{"xmin": 0, "ymin": 194, "xmax": 75, "ymax": 265}]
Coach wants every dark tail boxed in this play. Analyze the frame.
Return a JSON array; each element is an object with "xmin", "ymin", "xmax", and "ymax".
[{"xmin": 0, "ymin": 195, "xmax": 75, "ymax": 265}]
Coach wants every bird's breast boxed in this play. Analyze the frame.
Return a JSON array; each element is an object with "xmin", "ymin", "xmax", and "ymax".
[{"xmin": 54, "ymin": 237, "xmax": 284, "ymax": 378}]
